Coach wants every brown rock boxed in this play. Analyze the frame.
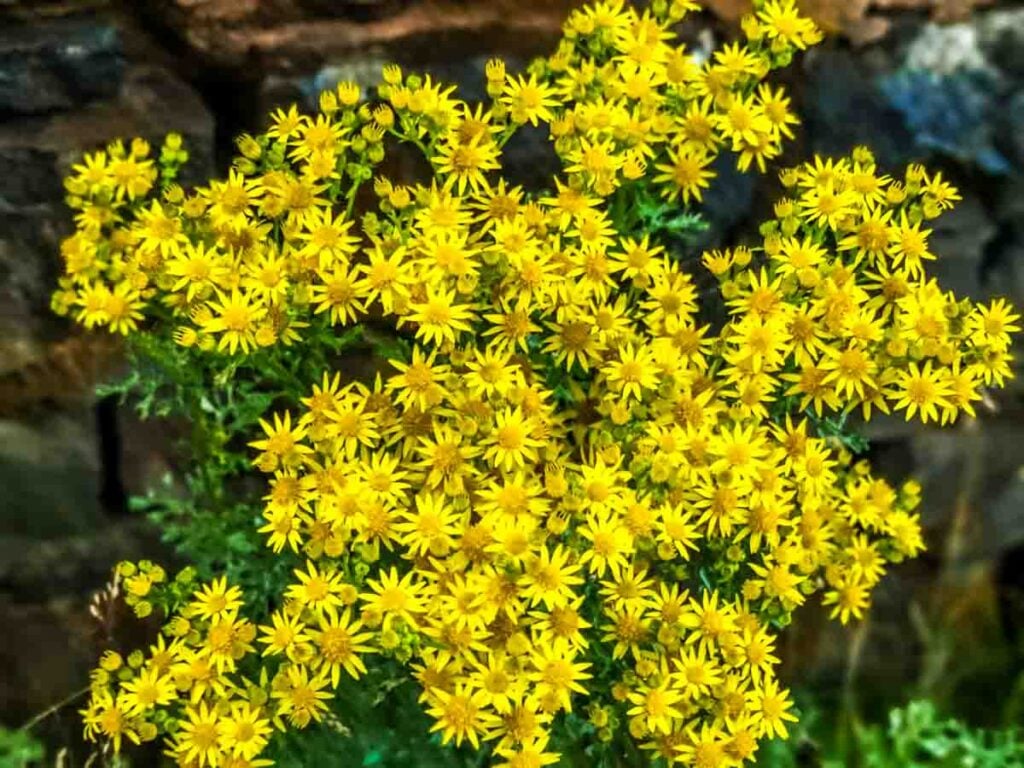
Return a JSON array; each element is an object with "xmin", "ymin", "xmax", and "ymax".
[
  {"xmin": 0, "ymin": 597, "xmax": 96, "ymax": 725},
  {"xmin": 137, "ymin": 0, "xmax": 582, "ymax": 71},
  {"xmin": 27, "ymin": 63, "xmax": 215, "ymax": 180},
  {"xmin": 0, "ymin": 410, "xmax": 105, "ymax": 538},
  {"xmin": 0, "ymin": 0, "xmax": 109, "ymax": 22},
  {"xmin": 0, "ymin": 334, "xmax": 122, "ymax": 416}
]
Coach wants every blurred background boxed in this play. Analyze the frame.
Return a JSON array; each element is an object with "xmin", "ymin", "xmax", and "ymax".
[{"xmin": 1, "ymin": 0, "xmax": 1023, "ymax": 764}]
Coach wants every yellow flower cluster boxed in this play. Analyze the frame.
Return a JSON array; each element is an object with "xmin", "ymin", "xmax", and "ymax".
[
  {"xmin": 68, "ymin": 0, "xmax": 1018, "ymax": 766},
  {"xmin": 52, "ymin": 0, "xmax": 817, "ymax": 353},
  {"xmin": 704, "ymin": 150, "xmax": 1018, "ymax": 425}
]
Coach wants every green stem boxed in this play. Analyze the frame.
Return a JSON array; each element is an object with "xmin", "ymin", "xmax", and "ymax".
[
  {"xmin": 388, "ymin": 127, "xmax": 431, "ymax": 163},
  {"xmin": 345, "ymin": 180, "xmax": 363, "ymax": 219}
]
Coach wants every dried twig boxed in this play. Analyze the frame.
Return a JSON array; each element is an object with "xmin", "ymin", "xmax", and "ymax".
[{"xmin": 19, "ymin": 685, "xmax": 91, "ymax": 733}]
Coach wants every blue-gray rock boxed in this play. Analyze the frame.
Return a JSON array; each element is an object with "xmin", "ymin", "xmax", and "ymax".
[
  {"xmin": 0, "ymin": 146, "xmax": 64, "ymax": 208},
  {"xmin": 802, "ymin": 9, "xmax": 1024, "ymax": 177},
  {"xmin": 878, "ymin": 67, "xmax": 1011, "ymax": 174},
  {"xmin": 1004, "ymin": 90, "xmax": 1024, "ymax": 170},
  {"xmin": 978, "ymin": 8, "xmax": 1024, "ymax": 81},
  {"xmin": 0, "ymin": 20, "xmax": 123, "ymax": 116},
  {"xmin": 0, "ymin": 411, "xmax": 104, "ymax": 538},
  {"xmin": 803, "ymin": 47, "xmax": 918, "ymax": 168}
]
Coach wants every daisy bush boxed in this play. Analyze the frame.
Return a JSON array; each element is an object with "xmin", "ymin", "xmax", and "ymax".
[{"xmin": 52, "ymin": 0, "xmax": 1019, "ymax": 765}]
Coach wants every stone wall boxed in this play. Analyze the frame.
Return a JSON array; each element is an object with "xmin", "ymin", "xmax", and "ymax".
[{"xmin": 1, "ymin": 0, "xmax": 1022, "ymax": 756}]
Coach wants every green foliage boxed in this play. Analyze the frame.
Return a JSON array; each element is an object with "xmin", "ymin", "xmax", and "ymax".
[
  {"xmin": 101, "ymin": 322, "xmax": 367, "ymax": 613},
  {"xmin": 854, "ymin": 701, "xmax": 1024, "ymax": 768},
  {"xmin": 757, "ymin": 701, "xmax": 1024, "ymax": 768},
  {"xmin": 808, "ymin": 411, "xmax": 870, "ymax": 455},
  {"xmin": 0, "ymin": 728, "xmax": 44, "ymax": 768},
  {"xmin": 610, "ymin": 183, "xmax": 709, "ymax": 250},
  {"xmin": 266, "ymin": 668, "xmax": 481, "ymax": 768}
]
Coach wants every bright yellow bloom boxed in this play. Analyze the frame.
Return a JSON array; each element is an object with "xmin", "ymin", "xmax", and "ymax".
[
  {"xmin": 653, "ymin": 144, "xmax": 714, "ymax": 204},
  {"xmin": 189, "ymin": 577, "xmax": 244, "ymax": 622},
  {"xmin": 519, "ymin": 545, "xmax": 583, "ymax": 610},
  {"xmin": 221, "ymin": 703, "xmax": 272, "ymax": 760},
  {"xmin": 286, "ymin": 561, "xmax": 348, "ymax": 615},
  {"xmin": 120, "ymin": 667, "xmax": 177, "ymax": 715},
  {"xmin": 404, "ymin": 286, "xmax": 477, "ymax": 346},
  {"xmin": 890, "ymin": 361, "xmax": 953, "ymax": 423},
  {"xmin": 425, "ymin": 683, "xmax": 498, "ymax": 749},
  {"xmin": 501, "ymin": 74, "xmax": 559, "ymax": 126},
  {"xmin": 311, "ymin": 607, "xmax": 374, "ymax": 686},
  {"xmin": 627, "ymin": 680, "xmax": 684, "ymax": 735},
  {"xmin": 173, "ymin": 702, "xmax": 224, "ymax": 768}
]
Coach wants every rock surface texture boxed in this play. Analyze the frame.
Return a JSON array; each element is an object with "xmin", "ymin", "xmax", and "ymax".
[{"xmin": 1, "ymin": 0, "xmax": 1023, "ymax": 755}]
